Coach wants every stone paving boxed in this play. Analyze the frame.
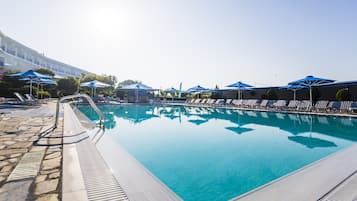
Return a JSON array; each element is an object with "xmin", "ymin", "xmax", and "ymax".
[{"xmin": 0, "ymin": 102, "xmax": 63, "ymax": 201}]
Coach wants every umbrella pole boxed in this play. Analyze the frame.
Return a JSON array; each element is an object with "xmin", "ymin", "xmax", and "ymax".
[
  {"xmin": 309, "ymin": 86, "xmax": 312, "ymax": 107},
  {"xmin": 37, "ymin": 81, "xmax": 40, "ymax": 98},
  {"xmin": 30, "ymin": 79, "xmax": 32, "ymax": 96},
  {"xmin": 293, "ymin": 90, "xmax": 296, "ymax": 101}
]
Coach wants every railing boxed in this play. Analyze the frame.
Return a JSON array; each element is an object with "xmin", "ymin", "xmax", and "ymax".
[{"xmin": 54, "ymin": 94, "xmax": 105, "ymax": 131}]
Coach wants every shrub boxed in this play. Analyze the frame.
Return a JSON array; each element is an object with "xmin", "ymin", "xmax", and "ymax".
[
  {"xmin": 266, "ymin": 89, "xmax": 278, "ymax": 100},
  {"xmin": 336, "ymin": 88, "xmax": 349, "ymax": 101},
  {"xmin": 37, "ymin": 91, "xmax": 51, "ymax": 99}
]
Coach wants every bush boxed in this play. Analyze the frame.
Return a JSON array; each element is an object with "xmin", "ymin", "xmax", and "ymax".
[
  {"xmin": 37, "ymin": 91, "xmax": 51, "ymax": 99},
  {"xmin": 266, "ymin": 89, "xmax": 278, "ymax": 100},
  {"xmin": 336, "ymin": 88, "xmax": 349, "ymax": 101}
]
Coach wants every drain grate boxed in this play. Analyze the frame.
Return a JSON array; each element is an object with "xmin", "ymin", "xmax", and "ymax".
[
  {"xmin": 76, "ymin": 139, "xmax": 129, "ymax": 201},
  {"xmin": 7, "ymin": 151, "xmax": 44, "ymax": 182}
]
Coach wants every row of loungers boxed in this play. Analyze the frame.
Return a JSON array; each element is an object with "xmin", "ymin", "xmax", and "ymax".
[{"xmin": 184, "ymin": 98, "xmax": 357, "ymax": 113}]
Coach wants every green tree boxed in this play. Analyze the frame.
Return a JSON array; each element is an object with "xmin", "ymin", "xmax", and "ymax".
[
  {"xmin": 336, "ymin": 88, "xmax": 349, "ymax": 101},
  {"xmin": 57, "ymin": 77, "xmax": 79, "ymax": 96},
  {"xmin": 266, "ymin": 89, "xmax": 278, "ymax": 100},
  {"xmin": 35, "ymin": 68, "xmax": 55, "ymax": 77},
  {"xmin": 117, "ymin": 79, "xmax": 139, "ymax": 88}
]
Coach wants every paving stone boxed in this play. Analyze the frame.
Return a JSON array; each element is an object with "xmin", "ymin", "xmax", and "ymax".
[
  {"xmin": 35, "ymin": 194, "xmax": 59, "ymax": 201},
  {"xmin": 3, "ymin": 141, "xmax": 16, "ymax": 146},
  {"xmin": 8, "ymin": 142, "xmax": 32, "ymax": 149},
  {"xmin": 10, "ymin": 153, "xmax": 22, "ymax": 158},
  {"xmin": 0, "ymin": 176, "xmax": 5, "ymax": 183},
  {"xmin": 8, "ymin": 158, "xmax": 18, "ymax": 163},
  {"xmin": 48, "ymin": 172, "xmax": 60, "ymax": 179},
  {"xmin": 0, "ymin": 145, "xmax": 5, "ymax": 149},
  {"xmin": 35, "ymin": 175, "xmax": 47, "ymax": 183},
  {"xmin": 30, "ymin": 146, "xmax": 47, "ymax": 152},
  {"xmin": 1, "ymin": 165, "xmax": 12, "ymax": 173},
  {"xmin": 42, "ymin": 157, "xmax": 61, "ymax": 170},
  {"xmin": 0, "ymin": 156, "xmax": 6, "ymax": 161},
  {"xmin": 0, "ymin": 161, "xmax": 9, "ymax": 168},
  {"xmin": 40, "ymin": 169, "xmax": 58, "ymax": 175},
  {"xmin": 34, "ymin": 179, "xmax": 59, "ymax": 195},
  {"xmin": 44, "ymin": 152, "xmax": 61, "ymax": 160},
  {"xmin": 0, "ymin": 149, "xmax": 28, "ymax": 156}
]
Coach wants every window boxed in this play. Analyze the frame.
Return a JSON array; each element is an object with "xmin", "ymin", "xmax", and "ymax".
[{"xmin": 0, "ymin": 57, "xmax": 4, "ymax": 66}]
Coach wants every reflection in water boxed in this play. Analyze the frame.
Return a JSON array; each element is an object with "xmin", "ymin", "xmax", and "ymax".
[
  {"xmin": 77, "ymin": 104, "xmax": 357, "ymax": 145},
  {"xmin": 225, "ymin": 126, "xmax": 254, "ymax": 135},
  {"xmin": 288, "ymin": 136, "xmax": 337, "ymax": 149}
]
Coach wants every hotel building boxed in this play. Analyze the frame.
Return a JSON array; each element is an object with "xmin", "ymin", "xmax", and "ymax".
[{"xmin": 0, "ymin": 30, "xmax": 88, "ymax": 78}]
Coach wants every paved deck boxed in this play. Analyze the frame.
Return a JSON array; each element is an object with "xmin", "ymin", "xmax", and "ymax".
[{"xmin": 0, "ymin": 101, "xmax": 63, "ymax": 201}]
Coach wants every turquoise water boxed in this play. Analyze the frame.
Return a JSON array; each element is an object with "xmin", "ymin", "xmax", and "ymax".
[{"xmin": 78, "ymin": 104, "xmax": 357, "ymax": 201}]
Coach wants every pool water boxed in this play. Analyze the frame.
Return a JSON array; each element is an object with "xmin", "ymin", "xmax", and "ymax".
[{"xmin": 77, "ymin": 104, "xmax": 357, "ymax": 201}]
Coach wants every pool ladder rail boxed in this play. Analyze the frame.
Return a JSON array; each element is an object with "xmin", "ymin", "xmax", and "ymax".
[{"xmin": 54, "ymin": 93, "xmax": 106, "ymax": 132}]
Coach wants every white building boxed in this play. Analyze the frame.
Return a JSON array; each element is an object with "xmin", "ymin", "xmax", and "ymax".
[{"xmin": 0, "ymin": 30, "xmax": 88, "ymax": 77}]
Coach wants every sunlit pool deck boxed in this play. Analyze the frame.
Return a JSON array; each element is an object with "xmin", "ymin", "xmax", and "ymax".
[{"xmin": 63, "ymin": 102, "xmax": 357, "ymax": 201}]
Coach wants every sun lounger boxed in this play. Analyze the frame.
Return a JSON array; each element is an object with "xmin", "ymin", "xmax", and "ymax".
[
  {"xmin": 287, "ymin": 100, "xmax": 301, "ymax": 110},
  {"xmin": 232, "ymin": 99, "xmax": 242, "ymax": 107},
  {"xmin": 297, "ymin": 100, "xmax": 312, "ymax": 111},
  {"xmin": 213, "ymin": 99, "xmax": 225, "ymax": 106},
  {"xmin": 272, "ymin": 100, "xmax": 287, "ymax": 109},
  {"xmin": 259, "ymin": 100, "xmax": 268, "ymax": 108},
  {"xmin": 349, "ymin": 102, "xmax": 357, "ymax": 113},
  {"xmin": 327, "ymin": 101, "xmax": 340, "ymax": 112},
  {"xmin": 314, "ymin": 100, "xmax": 329, "ymax": 112},
  {"xmin": 225, "ymin": 99, "xmax": 232, "ymax": 105},
  {"xmin": 14, "ymin": 92, "xmax": 36, "ymax": 105},
  {"xmin": 340, "ymin": 101, "xmax": 352, "ymax": 112}
]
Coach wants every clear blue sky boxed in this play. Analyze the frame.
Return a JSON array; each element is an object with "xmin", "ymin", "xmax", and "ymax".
[{"xmin": 1, "ymin": 0, "xmax": 357, "ymax": 89}]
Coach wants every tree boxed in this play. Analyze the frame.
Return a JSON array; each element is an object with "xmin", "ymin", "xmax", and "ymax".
[
  {"xmin": 266, "ymin": 89, "xmax": 278, "ymax": 100},
  {"xmin": 117, "ymin": 79, "xmax": 139, "ymax": 88},
  {"xmin": 35, "ymin": 68, "xmax": 55, "ymax": 77},
  {"xmin": 57, "ymin": 77, "xmax": 79, "ymax": 96},
  {"xmin": 336, "ymin": 88, "xmax": 349, "ymax": 101}
]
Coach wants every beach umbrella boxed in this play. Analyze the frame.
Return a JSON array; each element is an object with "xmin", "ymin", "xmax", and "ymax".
[
  {"xmin": 279, "ymin": 84, "xmax": 308, "ymax": 101},
  {"xmin": 120, "ymin": 83, "xmax": 157, "ymax": 102},
  {"xmin": 80, "ymin": 80, "xmax": 111, "ymax": 97},
  {"xmin": 186, "ymin": 85, "xmax": 209, "ymax": 93},
  {"xmin": 226, "ymin": 81, "xmax": 253, "ymax": 100},
  {"xmin": 289, "ymin": 75, "xmax": 335, "ymax": 105},
  {"xmin": 165, "ymin": 87, "xmax": 178, "ymax": 102},
  {"xmin": 7, "ymin": 70, "xmax": 52, "ymax": 96}
]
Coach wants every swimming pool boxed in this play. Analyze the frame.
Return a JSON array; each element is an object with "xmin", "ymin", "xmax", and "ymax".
[{"xmin": 77, "ymin": 104, "xmax": 357, "ymax": 201}]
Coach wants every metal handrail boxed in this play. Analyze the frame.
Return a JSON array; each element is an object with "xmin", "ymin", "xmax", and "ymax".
[{"xmin": 54, "ymin": 93, "xmax": 105, "ymax": 131}]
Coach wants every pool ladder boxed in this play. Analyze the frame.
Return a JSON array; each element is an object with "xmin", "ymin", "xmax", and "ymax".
[{"xmin": 54, "ymin": 93, "xmax": 106, "ymax": 131}]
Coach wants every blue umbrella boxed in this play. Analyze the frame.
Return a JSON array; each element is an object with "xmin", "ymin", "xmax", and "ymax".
[
  {"xmin": 119, "ymin": 83, "xmax": 157, "ymax": 102},
  {"xmin": 7, "ymin": 70, "xmax": 52, "ymax": 96},
  {"xmin": 289, "ymin": 75, "xmax": 335, "ymax": 105},
  {"xmin": 279, "ymin": 84, "xmax": 308, "ymax": 101},
  {"xmin": 226, "ymin": 81, "xmax": 253, "ymax": 100},
  {"xmin": 80, "ymin": 80, "xmax": 111, "ymax": 97},
  {"xmin": 186, "ymin": 85, "xmax": 209, "ymax": 93}
]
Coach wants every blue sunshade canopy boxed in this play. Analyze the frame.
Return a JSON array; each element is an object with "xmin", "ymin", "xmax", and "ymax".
[
  {"xmin": 186, "ymin": 85, "xmax": 209, "ymax": 93},
  {"xmin": 165, "ymin": 87, "xmax": 178, "ymax": 93},
  {"xmin": 20, "ymin": 77, "xmax": 56, "ymax": 85},
  {"xmin": 7, "ymin": 70, "xmax": 52, "ymax": 79},
  {"xmin": 288, "ymin": 75, "xmax": 335, "ymax": 87},
  {"xmin": 279, "ymin": 84, "xmax": 308, "ymax": 90},
  {"xmin": 120, "ymin": 83, "xmax": 155, "ymax": 90},
  {"xmin": 80, "ymin": 80, "xmax": 111, "ymax": 88},
  {"xmin": 226, "ymin": 81, "xmax": 253, "ymax": 88}
]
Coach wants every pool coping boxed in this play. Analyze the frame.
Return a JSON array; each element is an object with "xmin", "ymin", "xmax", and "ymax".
[{"xmin": 62, "ymin": 103, "xmax": 182, "ymax": 201}]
